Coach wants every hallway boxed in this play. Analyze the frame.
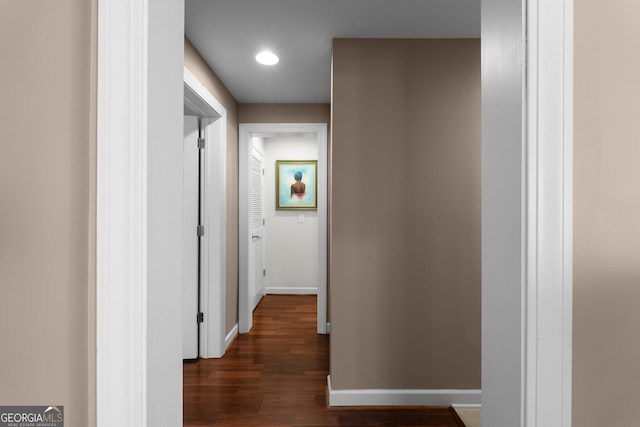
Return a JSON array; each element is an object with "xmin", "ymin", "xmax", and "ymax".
[{"xmin": 183, "ymin": 295, "xmax": 464, "ymax": 426}]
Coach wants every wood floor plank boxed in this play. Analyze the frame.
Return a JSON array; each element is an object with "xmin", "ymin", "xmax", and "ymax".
[{"xmin": 184, "ymin": 295, "xmax": 460, "ymax": 427}]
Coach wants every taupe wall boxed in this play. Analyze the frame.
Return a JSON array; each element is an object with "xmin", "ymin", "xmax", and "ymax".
[
  {"xmin": 574, "ymin": 1, "xmax": 640, "ymax": 425},
  {"xmin": 184, "ymin": 38, "xmax": 240, "ymax": 335},
  {"xmin": 330, "ymin": 39, "xmax": 481, "ymax": 390},
  {"xmin": 0, "ymin": 2, "xmax": 96, "ymax": 426},
  {"xmin": 239, "ymin": 104, "xmax": 330, "ymax": 124}
]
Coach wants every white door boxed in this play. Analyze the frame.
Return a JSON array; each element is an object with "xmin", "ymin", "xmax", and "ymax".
[
  {"xmin": 249, "ymin": 142, "xmax": 265, "ymax": 311},
  {"xmin": 183, "ymin": 115, "xmax": 200, "ymax": 359}
]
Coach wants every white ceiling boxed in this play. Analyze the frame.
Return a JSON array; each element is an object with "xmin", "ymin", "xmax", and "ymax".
[{"xmin": 184, "ymin": 0, "xmax": 480, "ymax": 104}]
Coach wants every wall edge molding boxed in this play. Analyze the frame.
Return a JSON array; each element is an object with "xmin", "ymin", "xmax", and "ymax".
[{"xmin": 97, "ymin": 0, "xmax": 148, "ymax": 425}]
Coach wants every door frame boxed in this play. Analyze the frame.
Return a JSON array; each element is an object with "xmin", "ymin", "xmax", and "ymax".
[
  {"xmin": 96, "ymin": 0, "xmax": 572, "ymax": 425},
  {"xmin": 481, "ymin": 0, "xmax": 573, "ymax": 425},
  {"xmin": 182, "ymin": 114, "xmax": 200, "ymax": 359},
  {"xmin": 183, "ymin": 67, "xmax": 228, "ymax": 358},
  {"xmin": 525, "ymin": 0, "xmax": 573, "ymax": 424},
  {"xmin": 238, "ymin": 123, "xmax": 329, "ymax": 334}
]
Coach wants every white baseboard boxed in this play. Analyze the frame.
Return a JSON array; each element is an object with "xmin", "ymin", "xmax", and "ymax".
[
  {"xmin": 266, "ymin": 286, "xmax": 318, "ymax": 295},
  {"xmin": 225, "ymin": 323, "xmax": 238, "ymax": 351},
  {"xmin": 452, "ymin": 403, "xmax": 482, "ymax": 409},
  {"xmin": 327, "ymin": 376, "xmax": 481, "ymax": 407}
]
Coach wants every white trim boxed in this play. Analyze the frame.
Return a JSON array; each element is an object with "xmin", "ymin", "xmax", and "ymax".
[
  {"xmin": 452, "ymin": 404, "xmax": 482, "ymax": 409},
  {"xmin": 97, "ymin": 0, "xmax": 148, "ymax": 426},
  {"xmin": 481, "ymin": 0, "xmax": 572, "ymax": 425},
  {"xmin": 524, "ymin": 0, "xmax": 573, "ymax": 425},
  {"xmin": 184, "ymin": 68, "xmax": 226, "ymax": 117},
  {"xmin": 239, "ymin": 127, "xmax": 251, "ymax": 332},
  {"xmin": 266, "ymin": 287, "xmax": 318, "ymax": 295},
  {"xmin": 252, "ymin": 285, "xmax": 264, "ymax": 311},
  {"xmin": 225, "ymin": 324, "xmax": 239, "ymax": 350},
  {"xmin": 183, "ymin": 67, "xmax": 228, "ymax": 359},
  {"xmin": 316, "ymin": 124, "xmax": 328, "ymax": 335},
  {"xmin": 562, "ymin": 3, "xmax": 574, "ymax": 426},
  {"xmin": 239, "ymin": 123, "xmax": 328, "ymax": 335},
  {"xmin": 327, "ymin": 376, "xmax": 481, "ymax": 407}
]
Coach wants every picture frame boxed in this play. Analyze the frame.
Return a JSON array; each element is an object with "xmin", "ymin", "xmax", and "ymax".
[{"xmin": 275, "ymin": 160, "xmax": 318, "ymax": 210}]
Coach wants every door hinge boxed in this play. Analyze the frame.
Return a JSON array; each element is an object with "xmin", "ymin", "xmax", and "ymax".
[
  {"xmin": 263, "ymin": 269, "xmax": 266, "ymax": 277},
  {"xmin": 197, "ymin": 225, "xmax": 204, "ymax": 236},
  {"xmin": 263, "ymin": 218, "xmax": 265, "ymax": 226},
  {"xmin": 197, "ymin": 312, "xmax": 204, "ymax": 323},
  {"xmin": 198, "ymin": 138, "xmax": 205, "ymax": 149}
]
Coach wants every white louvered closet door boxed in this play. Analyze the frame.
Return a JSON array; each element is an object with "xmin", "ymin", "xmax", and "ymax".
[{"xmin": 248, "ymin": 144, "xmax": 265, "ymax": 311}]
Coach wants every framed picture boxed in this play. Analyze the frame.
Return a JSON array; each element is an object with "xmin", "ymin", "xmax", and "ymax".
[{"xmin": 276, "ymin": 160, "xmax": 318, "ymax": 210}]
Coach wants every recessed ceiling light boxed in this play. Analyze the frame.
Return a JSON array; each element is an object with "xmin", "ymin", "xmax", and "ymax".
[{"xmin": 255, "ymin": 50, "xmax": 279, "ymax": 66}]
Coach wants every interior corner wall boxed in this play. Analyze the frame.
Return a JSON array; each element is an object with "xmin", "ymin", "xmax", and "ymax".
[
  {"xmin": 184, "ymin": 37, "xmax": 240, "ymax": 336},
  {"xmin": 330, "ymin": 39, "xmax": 481, "ymax": 390},
  {"xmin": 0, "ymin": 2, "xmax": 96, "ymax": 426},
  {"xmin": 264, "ymin": 136, "xmax": 319, "ymax": 293},
  {"xmin": 573, "ymin": 1, "xmax": 640, "ymax": 425}
]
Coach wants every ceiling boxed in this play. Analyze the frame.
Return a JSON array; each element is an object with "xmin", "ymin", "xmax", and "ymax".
[{"xmin": 184, "ymin": 0, "xmax": 480, "ymax": 104}]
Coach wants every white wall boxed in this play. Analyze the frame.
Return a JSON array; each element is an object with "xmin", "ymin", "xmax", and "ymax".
[
  {"xmin": 481, "ymin": 0, "xmax": 525, "ymax": 425},
  {"xmin": 264, "ymin": 135, "xmax": 319, "ymax": 293},
  {"xmin": 147, "ymin": 0, "xmax": 185, "ymax": 425}
]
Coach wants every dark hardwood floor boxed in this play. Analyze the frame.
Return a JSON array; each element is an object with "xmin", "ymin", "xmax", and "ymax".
[{"xmin": 184, "ymin": 295, "xmax": 464, "ymax": 427}]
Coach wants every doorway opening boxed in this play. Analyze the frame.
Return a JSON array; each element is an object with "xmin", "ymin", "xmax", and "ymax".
[
  {"xmin": 239, "ymin": 123, "xmax": 329, "ymax": 335},
  {"xmin": 183, "ymin": 68, "xmax": 228, "ymax": 358},
  {"xmin": 96, "ymin": 2, "xmax": 572, "ymax": 424}
]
